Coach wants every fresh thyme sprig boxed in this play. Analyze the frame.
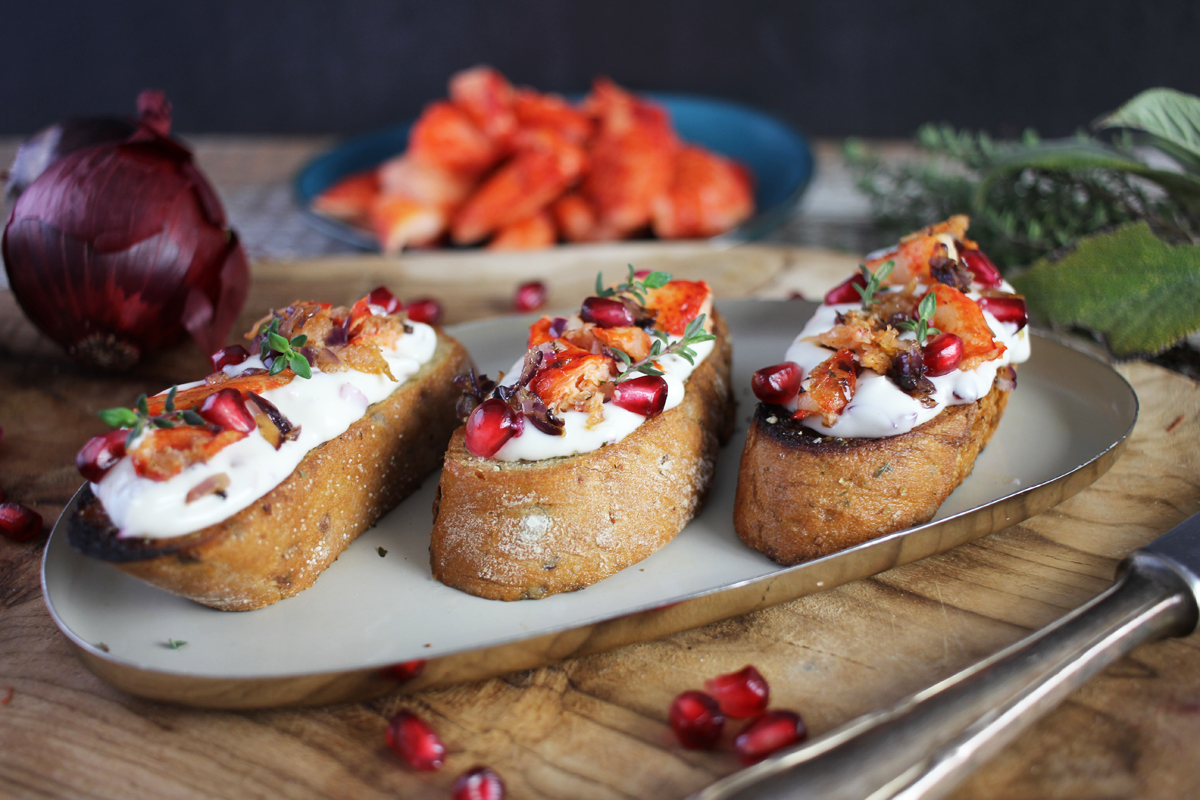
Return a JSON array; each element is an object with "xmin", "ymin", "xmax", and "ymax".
[
  {"xmin": 611, "ymin": 314, "xmax": 717, "ymax": 381},
  {"xmin": 261, "ymin": 318, "xmax": 313, "ymax": 378},
  {"xmin": 856, "ymin": 259, "xmax": 895, "ymax": 308},
  {"xmin": 899, "ymin": 293, "xmax": 941, "ymax": 346},
  {"xmin": 595, "ymin": 264, "xmax": 672, "ymax": 305},
  {"xmin": 99, "ymin": 386, "xmax": 207, "ymax": 447}
]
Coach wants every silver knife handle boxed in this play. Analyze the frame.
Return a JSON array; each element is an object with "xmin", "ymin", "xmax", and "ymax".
[{"xmin": 691, "ymin": 551, "xmax": 1199, "ymax": 800}]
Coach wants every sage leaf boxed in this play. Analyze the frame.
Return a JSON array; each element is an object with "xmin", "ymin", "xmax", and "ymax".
[
  {"xmin": 1013, "ymin": 222, "xmax": 1200, "ymax": 357},
  {"xmin": 1095, "ymin": 87, "xmax": 1200, "ymax": 170}
]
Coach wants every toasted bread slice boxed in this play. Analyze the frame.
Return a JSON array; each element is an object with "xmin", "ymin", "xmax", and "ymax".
[
  {"xmin": 430, "ymin": 312, "xmax": 735, "ymax": 600},
  {"xmin": 67, "ymin": 331, "xmax": 472, "ymax": 611},
  {"xmin": 734, "ymin": 369, "xmax": 1013, "ymax": 564}
]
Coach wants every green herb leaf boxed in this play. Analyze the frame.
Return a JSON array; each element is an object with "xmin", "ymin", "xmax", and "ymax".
[
  {"xmin": 289, "ymin": 354, "xmax": 313, "ymax": 379},
  {"xmin": 165, "ymin": 386, "xmax": 177, "ymax": 414},
  {"xmin": 99, "ymin": 407, "xmax": 139, "ymax": 429},
  {"xmin": 136, "ymin": 395, "xmax": 149, "ymax": 416},
  {"xmin": 1013, "ymin": 222, "xmax": 1200, "ymax": 357},
  {"xmin": 290, "ymin": 334, "xmax": 307, "ymax": 347},
  {"xmin": 899, "ymin": 292, "xmax": 939, "ymax": 345},
  {"xmin": 269, "ymin": 358, "xmax": 286, "ymax": 376},
  {"xmin": 642, "ymin": 271, "xmax": 671, "ymax": 289},
  {"xmin": 152, "ymin": 417, "xmax": 175, "ymax": 429},
  {"xmin": 165, "ymin": 639, "xmax": 187, "ymax": 650},
  {"xmin": 855, "ymin": 260, "xmax": 895, "ymax": 307},
  {"xmin": 1095, "ymin": 88, "xmax": 1200, "ymax": 170},
  {"xmin": 181, "ymin": 410, "xmax": 206, "ymax": 426}
]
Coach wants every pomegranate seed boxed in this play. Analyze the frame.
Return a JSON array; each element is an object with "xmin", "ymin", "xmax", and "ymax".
[
  {"xmin": 384, "ymin": 659, "xmax": 426, "ymax": 682},
  {"xmin": 705, "ymin": 665, "xmax": 770, "ymax": 718},
  {"xmin": 962, "ymin": 249, "xmax": 1002, "ymax": 288},
  {"xmin": 406, "ymin": 297, "xmax": 444, "ymax": 325},
  {"xmin": 580, "ymin": 296, "xmax": 635, "ymax": 328},
  {"xmin": 824, "ymin": 273, "xmax": 867, "ymax": 305},
  {"xmin": 367, "ymin": 286, "xmax": 402, "ymax": 314},
  {"xmin": 751, "ymin": 362, "xmax": 803, "ymax": 405},
  {"xmin": 922, "ymin": 333, "xmax": 965, "ymax": 377},
  {"xmin": 514, "ymin": 281, "xmax": 547, "ymax": 313},
  {"xmin": 669, "ymin": 690, "xmax": 725, "ymax": 749},
  {"xmin": 198, "ymin": 388, "xmax": 257, "ymax": 433},
  {"xmin": 633, "ymin": 269, "xmax": 652, "ymax": 279},
  {"xmin": 0, "ymin": 502, "xmax": 43, "ymax": 542},
  {"xmin": 453, "ymin": 766, "xmax": 506, "ymax": 800},
  {"xmin": 978, "ymin": 296, "xmax": 1029, "ymax": 331},
  {"xmin": 76, "ymin": 429, "xmax": 129, "ymax": 483},
  {"xmin": 735, "ymin": 710, "xmax": 807, "ymax": 765},
  {"xmin": 385, "ymin": 711, "xmax": 446, "ymax": 771},
  {"xmin": 612, "ymin": 375, "xmax": 668, "ymax": 418},
  {"xmin": 211, "ymin": 345, "xmax": 249, "ymax": 372},
  {"xmin": 465, "ymin": 398, "xmax": 524, "ymax": 458}
]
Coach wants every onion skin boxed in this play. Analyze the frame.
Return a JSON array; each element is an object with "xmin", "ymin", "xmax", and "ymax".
[{"xmin": 2, "ymin": 97, "xmax": 249, "ymax": 370}]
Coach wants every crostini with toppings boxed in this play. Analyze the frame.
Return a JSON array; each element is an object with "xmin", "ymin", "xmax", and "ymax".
[
  {"xmin": 430, "ymin": 269, "xmax": 735, "ymax": 600},
  {"xmin": 67, "ymin": 287, "xmax": 473, "ymax": 610},
  {"xmin": 734, "ymin": 216, "xmax": 1031, "ymax": 564}
]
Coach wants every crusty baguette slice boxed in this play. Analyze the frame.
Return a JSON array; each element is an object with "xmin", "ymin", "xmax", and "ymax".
[
  {"xmin": 430, "ymin": 311, "xmax": 735, "ymax": 601},
  {"xmin": 734, "ymin": 369, "xmax": 1013, "ymax": 565},
  {"xmin": 67, "ymin": 330, "xmax": 473, "ymax": 611}
]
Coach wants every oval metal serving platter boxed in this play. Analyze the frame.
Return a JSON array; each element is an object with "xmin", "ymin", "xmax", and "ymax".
[
  {"xmin": 42, "ymin": 300, "xmax": 1137, "ymax": 709},
  {"xmin": 294, "ymin": 93, "xmax": 814, "ymax": 250}
]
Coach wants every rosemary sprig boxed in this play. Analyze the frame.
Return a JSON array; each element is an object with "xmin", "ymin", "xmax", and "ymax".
[
  {"xmin": 856, "ymin": 259, "xmax": 895, "ymax": 308},
  {"xmin": 261, "ymin": 318, "xmax": 313, "ymax": 378},
  {"xmin": 899, "ymin": 293, "xmax": 941, "ymax": 346},
  {"xmin": 99, "ymin": 386, "xmax": 206, "ymax": 447},
  {"xmin": 611, "ymin": 314, "xmax": 717, "ymax": 381},
  {"xmin": 595, "ymin": 264, "xmax": 672, "ymax": 305}
]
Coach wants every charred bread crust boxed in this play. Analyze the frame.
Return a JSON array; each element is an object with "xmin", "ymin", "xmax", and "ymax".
[
  {"xmin": 733, "ymin": 368, "xmax": 1014, "ymax": 565},
  {"xmin": 429, "ymin": 311, "xmax": 735, "ymax": 601},
  {"xmin": 65, "ymin": 331, "xmax": 473, "ymax": 611}
]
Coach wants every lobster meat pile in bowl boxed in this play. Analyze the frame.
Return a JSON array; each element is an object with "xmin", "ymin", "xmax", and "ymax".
[{"xmin": 312, "ymin": 66, "xmax": 756, "ymax": 252}]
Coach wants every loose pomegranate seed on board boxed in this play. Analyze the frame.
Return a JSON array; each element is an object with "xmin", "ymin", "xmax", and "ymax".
[
  {"xmin": 367, "ymin": 286, "xmax": 402, "ymax": 314},
  {"xmin": 922, "ymin": 333, "xmax": 965, "ymax": 377},
  {"xmin": 406, "ymin": 297, "xmax": 444, "ymax": 325},
  {"xmin": 384, "ymin": 659, "xmax": 426, "ymax": 682},
  {"xmin": 76, "ymin": 429, "xmax": 129, "ymax": 483},
  {"xmin": 751, "ymin": 362, "xmax": 803, "ymax": 405},
  {"xmin": 734, "ymin": 710, "xmax": 808, "ymax": 765},
  {"xmin": 978, "ymin": 296, "xmax": 1029, "ymax": 330},
  {"xmin": 210, "ymin": 344, "xmax": 250, "ymax": 372},
  {"xmin": 580, "ymin": 296, "xmax": 635, "ymax": 328},
  {"xmin": 385, "ymin": 711, "xmax": 446, "ymax": 771},
  {"xmin": 453, "ymin": 766, "xmax": 506, "ymax": 800},
  {"xmin": 669, "ymin": 690, "xmax": 725, "ymax": 749},
  {"xmin": 705, "ymin": 665, "xmax": 770, "ymax": 718},
  {"xmin": 0, "ymin": 503, "xmax": 43, "ymax": 542},
  {"xmin": 962, "ymin": 249, "xmax": 1003, "ymax": 288},
  {"xmin": 824, "ymin": 273, "xmax": 867, "ymax": 305},
  {"xmin": 465, "ymin": 398, "xmax": 524, "ymax": 458},
  {"xmin": 612, "ymin": 376, "xmax": 668, "ymax": 418},
  {"xmin": 514, "ymin": 281, "xmax": 547, "ymax": 313},
  {"xmin": 198, "ymin": 388, "xmax": 257, "ymax": 433}
]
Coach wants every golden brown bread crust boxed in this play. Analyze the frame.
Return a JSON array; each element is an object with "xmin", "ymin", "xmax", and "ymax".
[
  {"xmin": 733, "ymin": 371, "xmax": 1012, "ymax": 565},
  {"xmin": 429, "ymin": 312, "xmax": 735, "ymax": 601},
  {"xmin": 66, "ymin": 331, "xmax": 473, "ymax": 611}
]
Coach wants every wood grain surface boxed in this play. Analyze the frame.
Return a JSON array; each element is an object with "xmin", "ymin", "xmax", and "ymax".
[{"xmin": 1, "ymin": 245, "xmax": 1198, "ymax": 800}]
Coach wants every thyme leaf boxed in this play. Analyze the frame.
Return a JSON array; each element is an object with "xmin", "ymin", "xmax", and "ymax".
[
  {"xmin": 899, "ymin": 293, "xmax": 941, "ymax": 346},
  {"xmin": 612, "ymin": 313, "xmax": 717, "ymax": 381},
  {"xmin": 856, "ymin": 259, "xmax": 895, "ymax": 308}
]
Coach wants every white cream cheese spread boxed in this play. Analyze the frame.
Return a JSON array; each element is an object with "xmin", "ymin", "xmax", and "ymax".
[
  {"xmin": 94, "ymin": 321, "xmax": 438, "ymax": 539},
  {"xmin": 783, "ymin": 289, "xmax": 1029, "ymax": 438},
  {"xmin": 491, "ymin": 334, "xmax": 714, "ymax": 462}
]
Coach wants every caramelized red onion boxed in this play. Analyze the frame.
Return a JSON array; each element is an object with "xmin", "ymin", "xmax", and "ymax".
[{"xmin": 2, "ymin": 91, "xmax": 249, "ymax": 370}]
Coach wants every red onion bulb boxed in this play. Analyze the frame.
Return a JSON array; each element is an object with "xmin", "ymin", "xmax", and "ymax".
[{"xmin": 2, "ymin": 91, "xmax": 249, "ymax": 370}]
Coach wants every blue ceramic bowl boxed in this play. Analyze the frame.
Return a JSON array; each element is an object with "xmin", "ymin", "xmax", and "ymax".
[{"xmin": 294, "ymin": 93, "xmax": 813, "ymax": 250}]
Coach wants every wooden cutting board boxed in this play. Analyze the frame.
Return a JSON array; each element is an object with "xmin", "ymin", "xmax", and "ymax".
[{"xmin": 0, "ymin": 243, "xmax": 1197, "ymax": 799}]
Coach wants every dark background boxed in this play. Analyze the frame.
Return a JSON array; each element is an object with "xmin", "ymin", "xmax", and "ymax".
[{"xmin": 5, "ymin": 0, "xmax": 1199, "ymax": 139}]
